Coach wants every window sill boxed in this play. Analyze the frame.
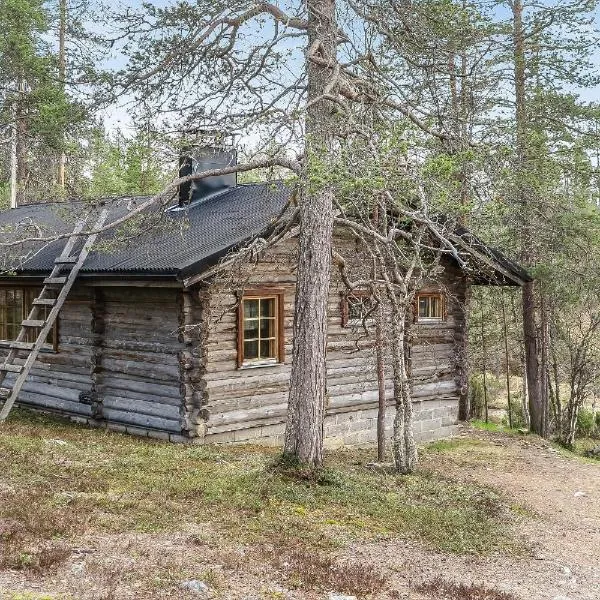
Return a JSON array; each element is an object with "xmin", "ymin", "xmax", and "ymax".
[
  {"xmin": 416, "ymin": 318, "xmax": 445, "ymax": 325},
  {"xmin": 0, "ymin": 340, "xmax": 58, "ymax": 354},
  {"xmin": 238, "ymin": 359, "xmax": 282, "ymax": 370}
]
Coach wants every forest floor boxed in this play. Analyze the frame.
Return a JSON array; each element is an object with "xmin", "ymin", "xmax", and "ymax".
[{"xmin": 0, "ymin": 410, "xmax": 598, "ymax": 600}]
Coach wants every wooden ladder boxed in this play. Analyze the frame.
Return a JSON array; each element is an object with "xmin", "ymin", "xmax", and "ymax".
[{"xmin": 0, "ymin": 209, "xmax": 108, "ymax": 422}]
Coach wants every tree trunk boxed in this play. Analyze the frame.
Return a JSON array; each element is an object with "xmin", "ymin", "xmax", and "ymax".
[
  {"xmin": 284, "ymin": 0, "xmax": 337, "ymax": 468},
  {"xmin": 9, "ymin": 94, "xmax": 18, "ymax": 209},
  {"xmin": 376, "ymin": 301, "xmax": 387, "ymax": 462},
  {"xmin": 481, "ymin": 301, "xmax": 489, "ymax": 423},
  {"xmin": 501, "ymin": 291, "xmax": 513, "ymax": 429},
  {"xmin": 57, "ymin": 0, "xmax": 67, "ymax": 189},
  {"xmin": 522, "ymin": 280, "xmax": 543, "ymax": 434},
  {"xmin": 16, "ymin": 92, "xmax": 28, "ymax": 204},
  {"xmin": 564, "ymin": 383, "xmax": 579, "ymax": 448},
  {"xmin": 539, "ymin": 291, "xmax": 550, "ymax": 436},
  {"xmin": 513, "ymin": 0, "xmax": 545, "ymax": 436},
  {"xmin": 457, "ymin": 280, "xmax": 470, "ymax": 421},
  {"xmin": 390, "ymin": 298, "xmax": 417, "ymax": 474}
]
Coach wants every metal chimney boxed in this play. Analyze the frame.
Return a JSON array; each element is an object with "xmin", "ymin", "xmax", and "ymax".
[{"xmin": 178, "ymin": 134, "xmax": 237, "ymax": 206}]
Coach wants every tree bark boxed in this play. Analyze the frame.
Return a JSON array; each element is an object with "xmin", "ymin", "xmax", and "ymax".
[
  {"xmin": 9, "ymin": 96, "xmax": 18, "ymax": 209},
  {"xmin": 513, "ymin": 0, "xmax": 545, "ymax": 436},
  {"xmin": 376, "ymin": 302, "xmax": 387, "ymax": 462},
  {"xmin": 284, "ymin": 0, "xmax": 337, "ymax": 468},
  {"xmin": 390, "ymin": 301, "xmax": 417, "ymax": 474},
  {"xmin": 501, "ymin": 291, "xmax": 513, "ymax": 429},
  {"xmin": 522, "ymin": 280, "xmax": 543, "ymax": 433},
  {"xmin": 57, "ymin": 0, "xmax": 67, "ymax": 189}
]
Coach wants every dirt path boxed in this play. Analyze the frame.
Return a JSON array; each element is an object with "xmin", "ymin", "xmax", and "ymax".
[
  {"xmin": 1, "ymin": 428, "xmax": 598, "ymax": 599},
  {"xmin": 346, "ymin": 428, "xmax": 600, "ymax": 600}
]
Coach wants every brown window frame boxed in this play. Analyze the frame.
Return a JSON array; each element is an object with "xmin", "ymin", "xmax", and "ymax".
[
  {"xmin": 415, "ymin": 292, "xmax": 446, "ymax": 323},
  {"xmin": 0, "ymin": 286, "xmax": 58, "ymax": 351},
  {"xmin": 237, "ymin": 288, "xmax": 285, "ymax": 368},
  {"xmin": 341, "ymin": 290, "xmax": 376, "ymax": 328}
]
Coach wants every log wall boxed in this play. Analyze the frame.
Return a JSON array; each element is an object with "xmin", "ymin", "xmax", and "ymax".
[
  {"xmin": 0, "ymin": 286, "xmax": 95, "ymax": 419},
  {"xmin": 91, "ymin": 287, "xmax": 185, "ymax": 437},
  {"xmin": 1, "ymin": 284, "xmax": 187, "ymax": 440},
  {"xmin": 200, "ymin": 234, "xmax": 464, "ymax": 447},
  {"xmin": 1, "ymin": 232, "xmax": 467, "ymax": 447}
]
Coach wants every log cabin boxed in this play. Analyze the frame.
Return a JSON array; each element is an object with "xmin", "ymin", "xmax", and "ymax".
[{"xmin": 0, "ymin": 147, "xmax": 530, "ymax": 446}]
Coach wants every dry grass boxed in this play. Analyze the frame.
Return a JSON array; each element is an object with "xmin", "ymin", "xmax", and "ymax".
[
  {"xmin": 416, "ymin": 577, "xmax": 518, "ymax": 600},
  {"xmin": 266, "ymin": 547, "xmax": 387, "ymax": 595},
  {"xmin": 0, "ymin": 409, "xmax": 524, "ymax": 577}
]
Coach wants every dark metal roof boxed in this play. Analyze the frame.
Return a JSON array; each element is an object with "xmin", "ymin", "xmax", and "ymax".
[
  {"xmin": 453, "ymin": 225, "xmax": 532, "ymax": 285},
  {"xmin": 0, "ymin": 182, "xmax": 290, "ymax": 278},
  {"xmin": 0, "ymin": 182, "xmax": 529, "ymax": 285}
]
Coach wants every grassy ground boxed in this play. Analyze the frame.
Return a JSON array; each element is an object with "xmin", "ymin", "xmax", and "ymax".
[{"xmin": 0, "ymin": 409, "xmax": 523, "ymax": 577}]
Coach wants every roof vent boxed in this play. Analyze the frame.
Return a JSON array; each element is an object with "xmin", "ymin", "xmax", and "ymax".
[{"xmin": 178, "ymin": 133, "xmax": 237, "ymax": 207}]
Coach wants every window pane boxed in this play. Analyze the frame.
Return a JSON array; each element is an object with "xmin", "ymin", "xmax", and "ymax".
[
  {"xmin": 260, "ymin": 298, "xmax": 276, "ymax": 318},
  {"xmin": 260, "ymin": 339, "xmax": 276, "ymax": 359},
  {"xmin": 244, "ymin": 340, "xmax": 259, "ymax": 360},
  {"xmin": 431, "ymin": 297, "xmax": 441, "ymax": 318},
  {"xmin": 260, "ymin": 317, "xmax": 276, "ymax": 339},
  {"xmin": 244, "ymin": 319, "xmax": 259, "ymax": 340},
  {"xmin": 418, "ymin": 297, "xmax": 428, "ymax": 318},
  {"xmin": 350, "ymin": 296, "xmax": 375, "ymax": 321},
  {"xmin": 244, "ymin": 299, "xmax": 259, "ymax": 318},
  {"xmin": 0, "ymin": 287, "xmax": 55, "ymax": 344}
]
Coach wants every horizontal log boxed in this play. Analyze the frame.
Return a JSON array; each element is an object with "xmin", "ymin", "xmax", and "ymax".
[
  {"xmin": 208, "ymin": 402, "xmax": 288, "ymax": 427},
  {"xmin": 101, "ymin": 358, "xmax": 180, "ymax": 381},
  {"xmin": 412, "ymin": 380, "xmax": 457, "ymax": 398},
  {"xmin": 99, "ymin": 376, "xmax": 181, "ymax": 399},
  {"xmin": 18, "ymin": 381, "xmax": 83, "ymax": 402},
  {"xmin": 101, "ymin": 407, "xmax": 181, "ymax": 432},
  {"xmin": 102, "ymin": 395, "xmax": 182, "ymax": 420},
  {"xmin": 206, "ymin": 415, "xmax": 287, "ymax": 435},
  {"xmin": 17, "ymin": 392, "xmax": 92, "ymax": 417},
  {"xmin": 101, "ymin": 384, "xmax": 182, "ymax": 406}
]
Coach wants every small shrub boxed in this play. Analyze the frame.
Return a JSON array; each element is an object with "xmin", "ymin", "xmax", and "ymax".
[
  {"xmin": 272, "ymin": 549, "xmax": 387, "ymax": 596},
  {"xmin": 576, "ymin": 409, "xmax": 596, "ymax": 437},
  {"xmin": 501, "ymin": 393, "xmax": 527, "ymax": 430},
  {"xmin": 416, "ymin": 577, "xmax": 517, "ymax": 600},
  {"xmin": 469, "ymin": 373, "xmax": 503, "ymax": 420}
]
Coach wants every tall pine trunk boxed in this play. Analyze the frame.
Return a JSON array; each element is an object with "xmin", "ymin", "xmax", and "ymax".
[
  {"xmin": 513, "ymin": 0, "xmax": 545, "ymax": 435},
  {"xmin": 57, "ymin": 0, "xmax": 67, "ymax": 189},
  {"xmin": 284, "ymin": 0, "xmax": 337, "ymax": 468}
]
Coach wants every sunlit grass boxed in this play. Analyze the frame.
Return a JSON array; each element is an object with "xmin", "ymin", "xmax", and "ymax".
[{"xmin": 0, "ymin": 409, "xmax": 525, "ymax": 572}]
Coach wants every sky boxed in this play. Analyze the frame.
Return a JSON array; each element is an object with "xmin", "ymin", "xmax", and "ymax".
[{"xmin": 93, "ymin": 0, "xmax": 600, "ymax": 136}]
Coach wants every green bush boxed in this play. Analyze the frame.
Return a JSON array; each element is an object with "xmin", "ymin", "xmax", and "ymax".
[
  {"xmin": 501, "ymin": 392, "xmax": 527, "ymax": 430},
  {"xmin": 469, "ymin": 373, "xmax": 503, "ymax": 420},
  {"xmin": 576, "ymin": 408, "xmax": 597, "ymax": 438}
]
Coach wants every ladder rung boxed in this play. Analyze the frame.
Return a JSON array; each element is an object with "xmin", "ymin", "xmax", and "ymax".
[
  {"xmin": 33, "ymin": 298, "xmax": 56, "ymax": 306},
  {"xmin": 9, "ymin": 341, "xmax": 34, "ymax": 351},
  {"xmin": 0, "ymin": 387, "xmax": 10, "ymax": 399},
  {"xmin": 44, "ymin": 277, "xmax": 67, "ymax": 285},
  {"xmin": 54, "ymin": 256, "xmax": 78, "ymax": 265},
  {"xmin": 0, "ymin": 364, "xmax": 22, "ymax": 373},
  {"xmin": 22, "ymin": 320, "xmax": 45, "ymax": 328}
]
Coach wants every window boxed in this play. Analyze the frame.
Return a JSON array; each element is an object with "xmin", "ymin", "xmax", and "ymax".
[
  {"xmin": 0, "ymin": 288, "xmax": 57, "ymax": 349},
  {"xmin": 416, "ymin": 292, "xmax": 445, "ymax": 322},
  {"xmin": 341, "ymin": 291, "xmax": 376, "ymax": 327},
  {"xmin": 238, "ymin": 290, "xmax": 284, "ymax": 367}
]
